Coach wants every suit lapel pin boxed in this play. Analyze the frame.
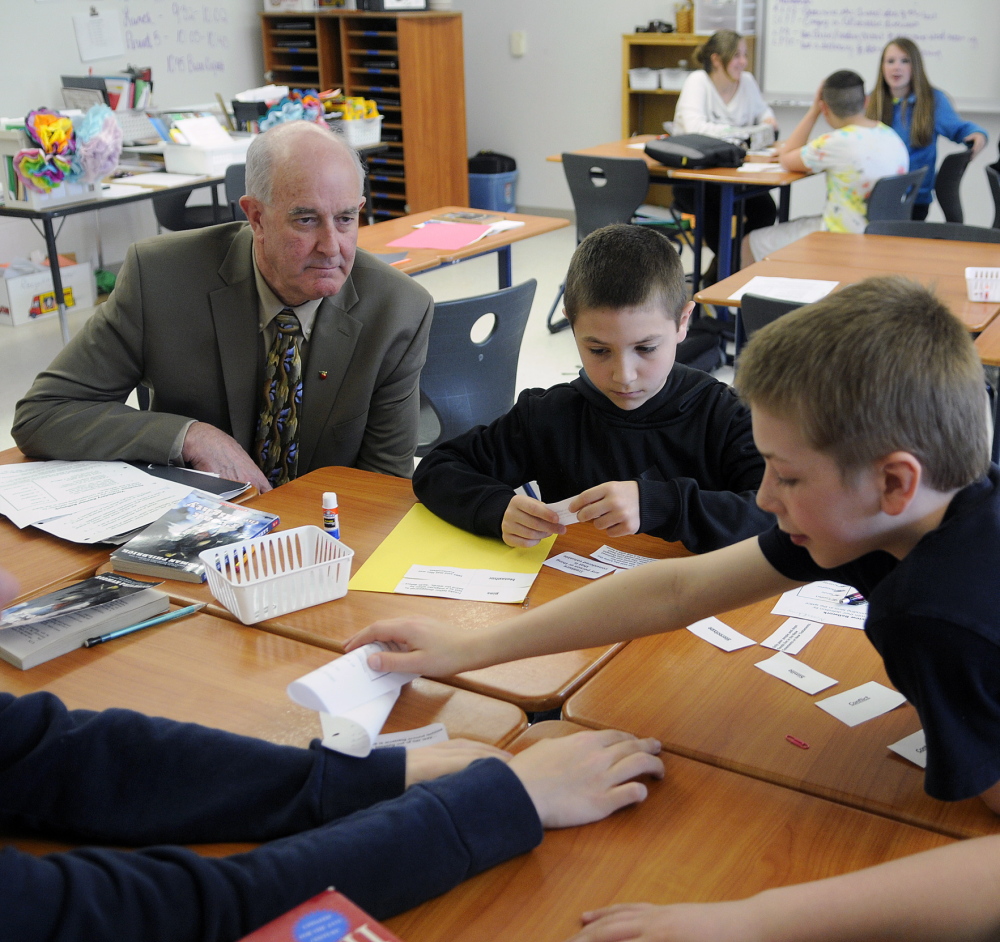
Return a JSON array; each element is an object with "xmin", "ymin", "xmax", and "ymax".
[{"xmin": 318, "ymin": 370, "xmax": 328, "ymax": 380}]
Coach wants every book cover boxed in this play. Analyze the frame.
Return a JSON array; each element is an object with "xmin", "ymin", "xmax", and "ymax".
[
  {"xmin": 238, "ymin": 889, "xmax": 404, "ymax": 942},
  {"xmin": 111, "ymin": 491, "xmax": 279, "ymax": 583},
  {"xmin": 0, "ymin": 578, "xmax": 168, "ymax": 670},
  {"xmin": 0, "ymin": 572, "xmax": 159, "ymax": 629}
]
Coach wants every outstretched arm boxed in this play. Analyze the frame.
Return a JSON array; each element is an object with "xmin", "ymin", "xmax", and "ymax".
[
  {"xmin": 566, "ymin": 834, "xmax": 1000, "ymax": 942},
  {"xmin": 347, "ymin": 537, "xmax": 800, "ymax": 677}
]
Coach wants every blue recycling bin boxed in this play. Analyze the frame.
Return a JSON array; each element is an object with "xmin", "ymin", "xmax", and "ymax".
[{"xmin": 468, "ymin": 170, "xmax": 518, "ymax": 213}]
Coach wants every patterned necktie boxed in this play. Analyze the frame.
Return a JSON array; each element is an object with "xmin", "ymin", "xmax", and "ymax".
[{"xmin": 254, "ymin": 309, "xmax": 303, "ymax": 488}]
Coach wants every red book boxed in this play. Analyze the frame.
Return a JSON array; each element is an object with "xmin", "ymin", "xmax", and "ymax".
[{"xmin": 238, "ymin": 889, "xmax": 405, "ymax": 942}]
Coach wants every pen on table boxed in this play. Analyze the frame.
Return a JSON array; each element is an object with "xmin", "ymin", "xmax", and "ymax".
[{"xmin": 84, "ymin": 602, "xmax": 206, "ymax": 648}]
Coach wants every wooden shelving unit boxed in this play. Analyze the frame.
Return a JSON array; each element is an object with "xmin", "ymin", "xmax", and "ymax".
[
  {"xmin": 260, "ymin": 10, "xmax": 467, "ymax": 220},
  {"xmin": 622, "ymin": 32, "xmax": 757, "ymax": 138}
]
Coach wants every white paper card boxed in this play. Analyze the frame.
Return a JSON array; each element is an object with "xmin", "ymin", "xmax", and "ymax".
[
  {"xmin": 319, "ymin": 689, "xmax": 399, "ymax": 758},
  {"xmin": 373, "ymin": 723, "xmax": 449, "ymax": 750},
  {"xmin": 737, "ymin": 162, "xmax": 783, "ymax": 172},
  {"xmin": 686, "ymin": 616, "xmax": 756, "ymax": 652},
  {"xmin": 761, "ymin": 618, "xmax": 823, "ymax": 654},
  {"xmin": 754, "ymin": 651, "xmax": 837, "ymax": 695},
  {"xmin": 287, "ymin": 644, "xmax": 416, "ymax": 715},
  {"xmin": 543, "ymin": 552, "xmax": 617, "ymax": 579},
  {"xmin": 730, "ymin": 276, "xmax": 838, "ymax": 303},
  {"xmin": 815, "ymin": 681, "xmax": 907, "ymax": 727},
  {"xmin": 590, "ymin": 545, "xmax": 657, "ymax": 569},
  {"xmin": 888, "ymin": 729, "xmax": 927, "ymax": 768},
  {"xmin": 771, "ymin": 581, "xmax": 868, "ymax": 629},
  {"xmin": 546, "ymin": 496, "xmax": 579, "ymax": 525},
  {"xmin": 395, "ymin": 565, "xmax": 535, "ymax": 603}
]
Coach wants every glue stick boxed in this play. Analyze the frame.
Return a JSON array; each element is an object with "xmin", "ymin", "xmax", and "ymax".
[{"xmin": 322, "ymin": 492, "xmax": 340, "ymax": 539}]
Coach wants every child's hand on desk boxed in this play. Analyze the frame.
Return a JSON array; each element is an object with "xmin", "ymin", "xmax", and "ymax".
[
  {"xmin": 568, "ymin": 900, "xmax": 746, "ymax": 942},
  {"xmin": 345, "ymin": 617, "xmax": 478, "ymax": 678},
  {"xmin": 404, "ymin": 739, "xmax": 512, "ymax": 788},
  {"xmin": 503, "ymin": 495, "xmax": 567, "ymax": 547},
  {"xmin": 571, "ymin": 482, "xmax": 641, "ymax": 538},
  {"xmin": 510, "ymin": 730, "xmax": 663, "ymax": 829}
]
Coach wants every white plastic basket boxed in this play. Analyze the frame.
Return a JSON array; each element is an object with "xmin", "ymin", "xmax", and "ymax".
[
  {"xmin": 340, "ymin": 116, "xmax": 382, "ymax": 147},
  {"xmin": 200, "ymin": 525, "xmax": 354, "ymax": 625},
  {"xmin": 966, "ymin": 267, "xmax": 1000, "ymax": 303},
  {"xmin": 628, "ymin": 67, "xmax": 660, "ymax": 91}
]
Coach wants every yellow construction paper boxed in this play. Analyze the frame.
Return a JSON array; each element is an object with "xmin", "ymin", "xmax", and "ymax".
[{"xmin": 349, "ymin": 504, "xmax": 556, "ymax": 593}]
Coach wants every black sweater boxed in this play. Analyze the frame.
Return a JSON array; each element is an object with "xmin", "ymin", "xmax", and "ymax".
[{"xmin": 414, "ymin": 365, "xmax": 772, "ymax": 553}]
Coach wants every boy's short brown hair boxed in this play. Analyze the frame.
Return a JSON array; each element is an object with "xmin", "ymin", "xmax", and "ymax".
[
  {"xmin": 563, "ymin": 224, "xmax": 688, "ymax": 327},
  {"xmin": 736, "ymin": 276, "xmax": 990, "ymax": 491}
]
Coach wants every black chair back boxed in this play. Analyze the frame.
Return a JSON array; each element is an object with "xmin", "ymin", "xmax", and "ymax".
[
  {"xmin": 739, "ymin": 294, "xmax": 803, "ymax": 352},
  {"xmin": 417, "ymin": 280, "xmax": 537, "ymax": 457},
  {"xmin": 151, "ymin": 192, "xmax": 217, "ymax": 231},
  {"xmin": 225, "ymin": 163, "xmax": 247, "ymax": 221},
  {"xmin": 561, "ymin": 153, "xmax": 651, "ymax": 242},
  {"xmin": 934, "ymin": 150, "xmax": 972, "ymax": 223},
  {"xmin": 864, "ymin": 220, "xmax": 1000, "ymax": 243},
  {"xmin": 988, "ymin": 167, "xmax": 1000, "ymax": 229},
  {"xmin": 866, "ymin": 167, "xmax": 928, "ymax": 223}
]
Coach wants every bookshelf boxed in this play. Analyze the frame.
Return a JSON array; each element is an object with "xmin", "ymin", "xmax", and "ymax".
[{"xmin": 260, "ymin": 10, "xmax": 467, "ymax": 220}]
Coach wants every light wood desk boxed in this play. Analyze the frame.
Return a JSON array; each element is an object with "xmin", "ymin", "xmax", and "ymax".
[
  {"xmin": 549, "ymin": 135, "xmax": 807, "ymax": 285},
  {"xmin": 356, "ymin": 205, "xmax": 569, "ymax": 288},
  {"xmin": 695, "ymin": 232, "xmax": 1000, "ymax": 333},
  {"xmin": 976, "ymin": 314, "xmax": 1000, "ymax": 366},
  {"xmin": 564, "ymin": 598, "xmax": 1000, "ymax": 839},
  {"xmin": 386, "ymin": 721, "xmax": 954, "ymax": 942},
  {"xmin": 101, "ymin": 467, "xmax": 685, "ymax": 713}
]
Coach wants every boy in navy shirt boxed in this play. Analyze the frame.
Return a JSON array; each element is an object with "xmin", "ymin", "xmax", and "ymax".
[
  {"xmin": 414, "ymin": 224, "xmax": 772, "ymax": 553},
  {"xmin": 356, "ymin": 276, "xmax": 1000, "ymax": 809}
]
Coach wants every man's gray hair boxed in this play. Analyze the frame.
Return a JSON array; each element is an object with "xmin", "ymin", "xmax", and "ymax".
[{"xmin": 244, "ymin": 121, "xmax": 366, "ymax": 205}]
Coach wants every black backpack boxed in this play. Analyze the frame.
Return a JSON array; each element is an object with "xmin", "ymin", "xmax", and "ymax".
[
  {"xmin": 645, "ymin": 134, "xmax": 745, "ymax": 169},
  {"xmin": 468, "ymin": 150, "xmax": 517, "ymax": 173}
]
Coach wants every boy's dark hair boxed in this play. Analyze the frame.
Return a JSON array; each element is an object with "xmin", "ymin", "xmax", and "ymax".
[
  {"xmin": 563, "ymin": 224, "xmax": 688, "ymax": 327},
  {"xmin": 736, "ymin": 276, "xmax": 990, "ymax": 491},
  {"xmin": 821, "ymin": 70, "xmax": 867, "ymax": 119}
]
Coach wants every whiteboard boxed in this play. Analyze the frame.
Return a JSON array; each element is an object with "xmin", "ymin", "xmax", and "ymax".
[
  {"xmin": 0, "ymin": 0, "xmax": 264, "ymax": 120},
  {"xmin": 760, "ymin": 0, "xmax": 1000, "ymax": 113}
]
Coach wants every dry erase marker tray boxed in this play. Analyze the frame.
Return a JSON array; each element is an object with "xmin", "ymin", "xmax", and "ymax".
[{"xmin": 200, "ymin": 525, "xmax": 354, "ymax": 625}]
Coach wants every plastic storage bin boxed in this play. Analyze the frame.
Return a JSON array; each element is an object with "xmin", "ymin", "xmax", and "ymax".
[
  {"xmin": 468, "ymin": 170, "xmax": 518, "ymax": 212},
  {"xmin": 200, "ymin": 525, "xmax": 354, "ymax": 625},
  {"xmin": 628, "ymin": 67, "xmax": 660, "ymax": 91},
  {"xmin": 966, "ymin": 268, "xmax": 1000, "ymax": 302},
  {"xmin": 340, "ymin": 116, "xmax": 382, "ymax": 148}
]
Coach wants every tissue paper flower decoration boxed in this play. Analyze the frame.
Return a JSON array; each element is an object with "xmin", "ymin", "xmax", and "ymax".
[
  {"xmin": 259, "ymin": 91, "xmax": 325, "ymax": 132},
  {"xmin": 25, "ymin": 108, "xmax": 76, "ymax": 156},
  {"xmin": 14, "ymin": 148, "xmax": 70, "ymax": 193},
  {"xmin": 66, "ymin": 110, "xmax": 123, "ymax": 184}
]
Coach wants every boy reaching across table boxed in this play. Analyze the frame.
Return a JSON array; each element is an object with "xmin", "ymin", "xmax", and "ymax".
[
  {"xmin": 353, "ymin": 275, "xmax": 1000, "ymax": 808},
  {"xmin": 414, "ymin": 224, "xmax": 772, "ymax": 553}
]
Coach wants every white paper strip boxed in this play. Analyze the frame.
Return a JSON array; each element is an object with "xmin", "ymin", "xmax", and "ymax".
[
  {"xmin": 590, "ymin": 545, "xmax": 657, "ymax": 569},
  {"xmin": 686, "ymin": 616, "xmax": 756, "ymax": 652},
  {"xmin": 754, "ymin": 651, "xmax": 837, "ymax": 695},
  {"xmin": 543, "ymin": 552, "xmax": 617, "ymax": 579},
  {"xmin": 815, "ymin": 681, "xmax": 906, "ymax": 727},
  {"xmin": 760, "ymin": 618, "xmax": 823, "ymax": 654},
  {"xmin": 888, "ymin": 729, "xmax": 927, "ymax": 768}
]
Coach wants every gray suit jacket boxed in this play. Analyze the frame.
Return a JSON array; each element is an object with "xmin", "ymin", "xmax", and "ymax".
[{"xmin": 13, "ymin": 224, "xmax": 434, "ymax": 478}]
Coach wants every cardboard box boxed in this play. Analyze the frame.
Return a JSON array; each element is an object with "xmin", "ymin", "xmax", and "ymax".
[
  {"xmin": 0, "ymin": 262, "xmax": 96, "ymax": 327},
  {"xmin": 163, "ymin": 137, "xmax": 252, "ymax": 176}
]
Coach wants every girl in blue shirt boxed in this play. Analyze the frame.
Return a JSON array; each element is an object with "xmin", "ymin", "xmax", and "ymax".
[{"xmin": 867, "ymin": 37, "xmax": 987, "ymax": 220}]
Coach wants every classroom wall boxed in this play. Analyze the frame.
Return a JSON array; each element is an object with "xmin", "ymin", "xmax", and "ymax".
[{"xmin": 455, "ymin": 0, "xmax": 1000, "ymax": 226}]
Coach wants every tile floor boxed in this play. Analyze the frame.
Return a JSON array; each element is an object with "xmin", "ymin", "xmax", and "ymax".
[{"xmin": 0, "ymin": 221, "xmax": 730, "ymax": 452}]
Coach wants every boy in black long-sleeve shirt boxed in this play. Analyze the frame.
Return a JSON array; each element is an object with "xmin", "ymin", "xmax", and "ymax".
[{"xmin": 414, "ymin": 224, "xmax": 772, "ymax": 552}]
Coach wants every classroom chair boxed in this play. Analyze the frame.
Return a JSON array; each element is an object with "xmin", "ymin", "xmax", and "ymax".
[
  {"xmin": 547, "ymin": 154, "xmax": 652, "ymax": 334},
  {"xmin": 736, "ymin": 293, "xmax": 802, "ymax": 356},
  {"xmin": 151, "ymin": 192, "xmax": 218, "ymax": 232},
  {"xmin": 866, "ymin": 168, "xmax": 927, "ymax": 223},
  {"xmin": 934, "ymin": 149, "xmax": 972, "ymax": 223},
  {"xmin": 416, "ymin": 279, "xmax": 536, "ymax": 457},
  {"xmin": 987, "ymin": 167, "xmax": 1000, "ymax": 229},
  {"xmin": 225, "ymin": 163, "xmax": 247, "ymax": 221},
  {"xmin": 864, "ymin": 220, "xmax": 1000, "ymax": 243}
]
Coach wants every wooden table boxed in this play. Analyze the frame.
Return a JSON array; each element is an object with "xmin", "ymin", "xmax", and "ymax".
[
  {"xmin": 976, "ymin": 314, "xmax": 1000, "ymax": 366},
  {"xmin": 563, "ymin": 597, "xmax": 1000, "ymax": 839},
  {"xmin": 100, "ymin": 467, "xmax": 685, "ymax": 713},
  {"xmin": 695, "ymin": 232, "xmax": 1000, "ymax": 333},
  {"xmin": 549, "ymin": 135, "xmax": 807, "ymax": 285},
  {"xmin": 356, "ymin": 205, "xmax": 569, "ymax": 289},
  {"xmin": 386, "ymin": 721, "xmax": 954, "ymax": 942}
]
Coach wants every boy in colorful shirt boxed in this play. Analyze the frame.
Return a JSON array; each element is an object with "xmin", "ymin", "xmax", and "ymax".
[{"xmin": 742, "ymin": 70, "xmax": 909, "ymax": 262}]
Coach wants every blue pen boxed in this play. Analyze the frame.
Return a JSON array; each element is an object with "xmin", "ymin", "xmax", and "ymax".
[
  {"xmin": 522, "ymin": 481, "xmax": 539, "ymax": 500},
  {"xmin": 84, "ymin": 602, "xmax": 206, "ymax": 648}
]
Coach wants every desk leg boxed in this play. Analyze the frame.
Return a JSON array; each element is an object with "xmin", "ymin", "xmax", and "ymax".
[
  {"xmin": 498, "ymin": 246, "xmax": 512, "ymax": 289},
  {"xmin": 778, "ymin": 184, "xmax": 791, "ymax": 223},
  {"xmin": 717, "ymin": 183, "xmax": 735, "ymax": 280},
  {"xmin": 42, "ymin": 217, "xmax": 70, "ymax": 345},
  {"xmin": 692, "ymin": 182, "xmax": 704, "ymax": 293}
]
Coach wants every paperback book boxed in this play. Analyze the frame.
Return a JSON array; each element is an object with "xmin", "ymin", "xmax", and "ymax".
[
  {"xmin": 111, "ymin": 491, "xmax": 279, "ymax": 583},
  {"xmin": 0, "ymin": 573, "xmax": 168, "ymax": 669},
  {"xmin": 238, "ymin": 888, "xmax": 404, "ymax": 942}
]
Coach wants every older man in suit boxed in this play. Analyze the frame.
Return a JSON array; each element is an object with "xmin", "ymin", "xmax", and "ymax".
[{"xmin": 13, "ymin": 121, "xmax": 433, "ymax": 492}]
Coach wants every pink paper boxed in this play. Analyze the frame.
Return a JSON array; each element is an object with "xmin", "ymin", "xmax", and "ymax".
[{"xmin": 387, "ymin": 222, "xmax": 492, "ymax": 250}]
